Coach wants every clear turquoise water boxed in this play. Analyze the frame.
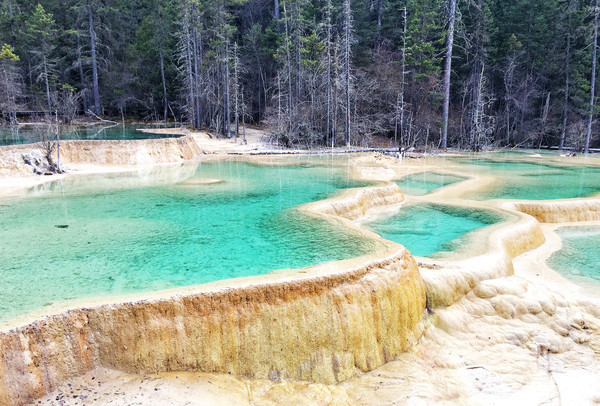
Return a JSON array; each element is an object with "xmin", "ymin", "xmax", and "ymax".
[
  {"xmin": 548, "ymin": 226, "xmax": 600, "ymax": 285},
  {"xmin": 395, "ymin": 172, "xmax": 466, "ymax": 196},
  {"xmin": 0, "ymin": 124, "xmax": 181, "ymax": 146},
  {"xmin": 451, "ymin": 157, "xmax": 560, "ymax": 173},
  {"xmin": 452, "ymin": 158, "xmax": 600, "ymax": 200},
  {"xmin": 476, "ymin": 167, "xmax": 600, "ymax": 200},
  {"xmin": 2, "ymin": 152, "xmax": 599, "ymax": 324},
  {"xmin": 0, "ymin": 160, "xmax": 379, "ymax": 323},
  {"xmin": 362, "ymin": 204, "xmax": 503, "ymax": 257}
]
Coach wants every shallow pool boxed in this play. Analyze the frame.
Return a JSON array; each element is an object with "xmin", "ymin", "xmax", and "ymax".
[
  {"xmin": 362, "ymin": 204, "xmax": 503, "ymax": 257},
  {"xmin": 395, "ymin": 172, "xmax": 466, "ymax": 196},
  {"xmin": 452, "ymin": 157, "xmax": 559, "ymax": 173},
  {"xmin": 0, "ymin": 160, "xmax": 380, "ymax": 323},
  {"xmin": 548, "ymin": 226, "xmax": 600, "ymax": 285},
  {"xmin": 0, "ymin": 124, "xmax": 181, "ymax": 146},
  {"xmin": 452, "ymin": 158, "xmax": 600, "ymax": 200}
]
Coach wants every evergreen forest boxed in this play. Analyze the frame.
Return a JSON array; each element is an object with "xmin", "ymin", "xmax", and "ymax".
[{"xmin": 0, "ymin": 0, "xmax": 599, "ymax": 151}]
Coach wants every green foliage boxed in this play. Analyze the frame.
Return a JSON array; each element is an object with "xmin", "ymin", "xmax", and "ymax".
[
  {"xmin": 405, "ymin": 0, "xmax": 445, "ymax": 77},
  {"xmin": 26, "ymin": 4, "xmax": 55, "ymax": 40},
  {"xmin": 0, "ymin": 44, "xmax": 19, "ymax": 61},
  {"xmin": 300, "ymin": 31, "xmax": 324, "ymax": 70},
  {"xmin": 0, "ymin": 0, "xmax": 596, "ymax": 149},
  {"xmin": 60, "ymin": 83, "xmax": 76, "ymax": 92}
]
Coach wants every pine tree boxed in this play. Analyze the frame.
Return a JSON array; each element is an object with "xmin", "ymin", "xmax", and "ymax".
[
  {"xmin": 0, "ymin": 44, "xmax": 21, "ymax": 124},
  {"xmin": 26, "ymin": 4, "xmax": 57, "ymax": 116},
  {"xmin": 87, "ymin": 0, "xmax": 103, "ymax": 115}
]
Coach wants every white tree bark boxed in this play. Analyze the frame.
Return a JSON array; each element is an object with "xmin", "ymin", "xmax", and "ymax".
[
  {"xmin": 441, "ymin": 0, "xmax": 457, "ymax": 149},
  {"xmin": 586, "ymin": 0, "xmax": 599, "ymax": 153},
  {"xmin": 87, "ymin": 0, "xmax": 102, "ymax": 116}
]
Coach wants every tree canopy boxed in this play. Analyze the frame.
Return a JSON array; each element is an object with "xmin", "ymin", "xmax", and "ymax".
[{"xmin": 0, "ymin": 0, "xmax": 598, "ymax": 150}]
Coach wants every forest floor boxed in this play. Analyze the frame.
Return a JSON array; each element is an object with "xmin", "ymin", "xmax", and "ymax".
[
  {"xmin": 140, "ymin": 126, "xmax": 409, "ymax": 154},
  {"xmin": 139, "ymin": 126, "xmax": 283, "ymax": 153}
]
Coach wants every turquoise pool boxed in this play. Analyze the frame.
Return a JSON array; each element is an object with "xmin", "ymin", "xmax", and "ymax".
[
  {"xmin": 395, "ymin": 172, "xmax": 466, "ymax": 196},
  {"xmin": 548, "ymin": 226, "xmax": 600, "ymax": 285},
  {"xmin": 2, "ymin": 152, "xmax": 599, "ymax": 325},
  {"xmin": 0, "ymin": 160, "xmax": 379, "ymax": 323},
  {"xmin": 362, "ymin": 204, "xmax": 503, "ymax": 257},
  {"xmin": 452, "ymin": 158, "xmax": 600, "ymax": 200},
  {"xmin": 0, "ymin": 124, "xmax": 181, "ymax": 146}
]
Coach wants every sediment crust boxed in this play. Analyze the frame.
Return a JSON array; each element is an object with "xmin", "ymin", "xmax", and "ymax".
[
  {"xmin": 0, "ymin": 249, "xmax": 426, "ymax": 406},
  {"xmin": 423, "ymin": 214, "xmax": 546, "ymax": 309},
  {"xmin": 312, "ymin": 183, "xmax": 405, "ymax": 221},
  {"xmin": 509, "ymin": 199, "xmax": 600, "ymax": 223},
  {"xmin": 420, "ymin": 253, "xmax": 514, "ymax": 309},
  {"xmin": 58, "ymin": 135, "xmax": 202, "ymax": 166},
  {"xmin": 494, "ymin": 213, "xmax": 546, "ymax": 258},
  {"xmin": 0, "ymin": 135, "xmax": 202, "ymax": 176}
]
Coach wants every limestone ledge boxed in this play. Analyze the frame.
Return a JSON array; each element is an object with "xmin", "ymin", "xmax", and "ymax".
[
  {"xmin": 494, "ymin": 212, "xmax": 546, "ymax": 259},
  {"xmin": 0, "ymin": 249, "xmax": 426, "ymax": 406},
  {"xmin": 420, "ymin": 210, "xmax": 545, "ymax": 309},
  {"xmin": 0, "ymin": 134, "xmax": 202, "ymax": 176},
  {"xmin": 421, "ymin": 253, "xmax": 513, "ymax": 309},
  {"xmin": 311, "ymin": 183, "xmax": 405, "ymax": 221},
  {"xmin": 307, "ymin": 181, "xmax": 547, "ymax": 310},
  {"xmin": 509, "ymin": 199, "xmax": 600, "ymax": 223}
]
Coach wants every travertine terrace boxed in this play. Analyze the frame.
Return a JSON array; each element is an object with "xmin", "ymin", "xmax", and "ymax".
[{"xmin": 1, "ymin": 132, "xmax": 599, "ymax": 405}]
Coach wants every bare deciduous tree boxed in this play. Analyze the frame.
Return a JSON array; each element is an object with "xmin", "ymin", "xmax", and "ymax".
[{"xmin": 0, "ymin": 44, "xmax": 22, "ymax": 124}]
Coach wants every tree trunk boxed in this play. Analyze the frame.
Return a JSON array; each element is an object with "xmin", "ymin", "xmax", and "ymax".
[
  {"xmin": 375, "ymin": 0, "xmax": 382, "ymax": 47},
  {"xmin": 586, "ymin": 0, "xmax": 599, "ymax": 154},
  {"xmin": 325, "ymin": 0, "xmax": 332, "ymax": 147},
  {"xmin": 441, "ymin": 0, "xmax": 457, "ymax": 149},
  {"xmin": 473, "ymin": 63, "xmax": 485, "ymax": 149},
  {"xmin": 191, "ymin": 17, "xmax": 202, "ymax": 130},
  {"xmin": 43, "ymin": 60, "xmax": 52, "ymax": 116},
  {"xmin": 8, "ymin": 0, "xmax": 15, "ymax": 45},
  {"xmin": 242, "ymin": 92, "xmax": 246, "ymax": 144},
  {"xmin": 344, "ymin": 0, "xmax": 352, "ymax": 146},
  {"xmin": 277, "ymin": 72, "xmax": 282, "ymax": 132},
  {"xmin": 76, "ymin": 34, "xmax": 88, "ymax": 113},
  {"xmin": 225, "ymin": 39, "xmax": 231, "ymax": 138},
  {"xmin": 560, "ymin": 11, "xmax": 571, "ymax": 152},
  {"xmin": 233, "ymin": 43, "xmax": 240, "ymax": 140},
  {"xmin": 159, "ymin": 50, "xmax": 168, "ymax": 122},
  {"xmin": 157, "ymin": 6, "xmax": 168, "ymax": 123},
  {"xmin": 400, "ymin": 6, "xmax": 407, "ymax": 147},
  {"xmin": 504, "ymin": 58, "xmax": 515, "ymax": 146},
  {"xmin": 87, "ymin": 0, "xmax": 102, "ymax": 116},
  {"xmin": 283, "ymin": 1, "xmax": 293, "ymax": 132},
  {"xmin": 182, "ymin": 5, "xmax": 196, "ymax": 129}
]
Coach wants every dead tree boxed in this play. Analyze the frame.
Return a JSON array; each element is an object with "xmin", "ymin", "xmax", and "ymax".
[{"xmin": 441, "ymin": 0, "xmax": 457, "ymax": 149}]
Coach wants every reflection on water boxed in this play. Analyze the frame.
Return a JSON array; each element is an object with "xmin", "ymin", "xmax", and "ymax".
[
  {"xmin": 0, "ymin": 124, "xmax": 181, "ymax": 146},
  {"xmin": 450, "ymin": 157, "xmax": 600, "ymax": 200}
]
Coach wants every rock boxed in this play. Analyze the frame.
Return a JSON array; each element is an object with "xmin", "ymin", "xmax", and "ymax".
[{"xmin": 22, "ymin": 152, "xmax": 43, "ymax": 167}]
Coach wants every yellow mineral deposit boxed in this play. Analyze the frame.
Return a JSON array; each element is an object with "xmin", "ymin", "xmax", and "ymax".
[
  {"xmin": 1, "ymin": 133, "xmax": 600, "ymax": 405},
  {"xmin": 0, "ymin": 246, "xmax": 427, "ymax": 405}
]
